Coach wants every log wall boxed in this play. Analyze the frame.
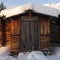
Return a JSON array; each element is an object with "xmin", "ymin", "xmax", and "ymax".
[
  {"xmin": 0, "ymin": 14, "xmax": 51, "ymax": 55},
  {"xmin": 39, "ymin": 17, "xmax": 50, "ymax": 50}
]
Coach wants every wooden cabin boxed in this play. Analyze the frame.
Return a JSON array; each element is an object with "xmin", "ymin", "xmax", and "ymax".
[{"xmin": 0, "ymin": 4, "xmax": 59, "ymax": 55}]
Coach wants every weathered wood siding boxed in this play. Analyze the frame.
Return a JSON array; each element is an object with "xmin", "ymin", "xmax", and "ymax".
[
  {"xmin": 39, "ymin": 18, "xmax": 50, "ymax": 50},
  {"xmin": 6, "ymin": 20, "xmax": 11, "ymax": 47},
  {"xmin": 5, "ymin": 18, "xmax": 21, "ymax": 54},
  {"xmin": 50, "ymin": 19, "xmax": 60, "ymax": 47}
]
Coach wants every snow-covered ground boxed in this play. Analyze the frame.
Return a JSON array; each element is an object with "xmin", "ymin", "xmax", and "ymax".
[{"xmin": 0, "ymin": 46, "xmax": 60, "ymax": 60}]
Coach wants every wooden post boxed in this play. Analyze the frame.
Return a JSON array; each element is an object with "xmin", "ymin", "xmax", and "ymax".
[{"xmin": 1, "ymin": 18, "xmax": 6, "ymax": 46}]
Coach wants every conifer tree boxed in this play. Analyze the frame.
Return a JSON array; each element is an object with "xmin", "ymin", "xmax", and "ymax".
[{"xmin": 0, "ymin": 2, "xmax": 6, "ymax": 11}]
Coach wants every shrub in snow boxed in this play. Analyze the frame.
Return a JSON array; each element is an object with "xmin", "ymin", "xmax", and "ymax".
[{"xmin": 0, "ymin": 46, "xmax": 10, "ymax": 56}]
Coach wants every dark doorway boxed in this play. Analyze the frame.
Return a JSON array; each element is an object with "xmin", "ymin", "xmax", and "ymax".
[{"xmin": 20, "ymin": 16, "xmax": 39, "ymax": 52}]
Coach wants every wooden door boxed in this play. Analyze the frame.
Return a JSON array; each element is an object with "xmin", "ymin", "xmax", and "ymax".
[{"xmin": 20, "ymin": 16, "xmax": 39, "ymax": 52}]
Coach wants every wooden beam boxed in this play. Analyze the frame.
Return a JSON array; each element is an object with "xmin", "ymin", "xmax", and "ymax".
[{"xmin": 1, "ymin": 19, "xmax": 6, "ymax": 46}]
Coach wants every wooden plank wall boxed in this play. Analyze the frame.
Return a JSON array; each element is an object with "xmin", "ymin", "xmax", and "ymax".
[
  {"xmin": 6, "ymin": 20, "xmax": 11, "ymax": 47},
  {"xmin": 50, "ymin": 19, "xmax": 60, "ymax": 47},
  {"xmin": 5, "ymin": 17, "xmax": 21, "ymax": 55},
  {"xmin": 39, "ymin": 17, "xmax": 50, "ymax": 50}
]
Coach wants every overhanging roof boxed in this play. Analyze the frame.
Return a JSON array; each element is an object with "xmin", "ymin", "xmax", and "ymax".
[{"xmin": 0, "ymin": 3, "xmax": 59, "ymax": 18}]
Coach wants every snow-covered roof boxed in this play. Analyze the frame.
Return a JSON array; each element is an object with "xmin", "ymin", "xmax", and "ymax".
[
  {"xmin": 0, "ymin": 3, "xmax": 59, "ymax": 18},
  {"xmin": 44, "ymin": 3, "xmax": 60, "ymax": 15}
]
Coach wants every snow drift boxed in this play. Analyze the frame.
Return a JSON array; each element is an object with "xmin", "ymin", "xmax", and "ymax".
[
  {"xmin": 0, "ymin": 56, "xmax": 15, "ymax": 60},
  {"xmin": 0, "ymin": 46, "xmax": 60, "ymax": 60},
  {"xmin": 18, "ymin": 51, "xmax": 49, "ymax": 60},
  {"xmin": 53, "ymin": 47, "xmax": 60, "ymax": 56},
  {"xmin": 47, "ymin": 55, "xmax": 60, "ymax": 60},
  {"xmin": 0, "ymin": 46, "xmax": 10, "ymax": 56}
]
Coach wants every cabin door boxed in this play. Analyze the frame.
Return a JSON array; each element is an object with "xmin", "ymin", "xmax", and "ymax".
[{"xmin": 20, "ymin": 17, "xmax": 39, "ymax": 52}]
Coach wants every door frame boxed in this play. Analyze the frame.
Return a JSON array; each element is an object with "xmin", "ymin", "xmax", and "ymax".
[{"xmin": 20, "ymin": 16, "xmax": 40, "ymax": 52}]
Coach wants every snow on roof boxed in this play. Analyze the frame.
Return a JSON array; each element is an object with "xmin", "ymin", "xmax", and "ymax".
[
  {"xmin": 0, "ymin": 3, "xmax": 59, "ymax": 18},
  {"xmin": 44, "ymin": 3, "xmax": 60, "ymax": 15}
]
